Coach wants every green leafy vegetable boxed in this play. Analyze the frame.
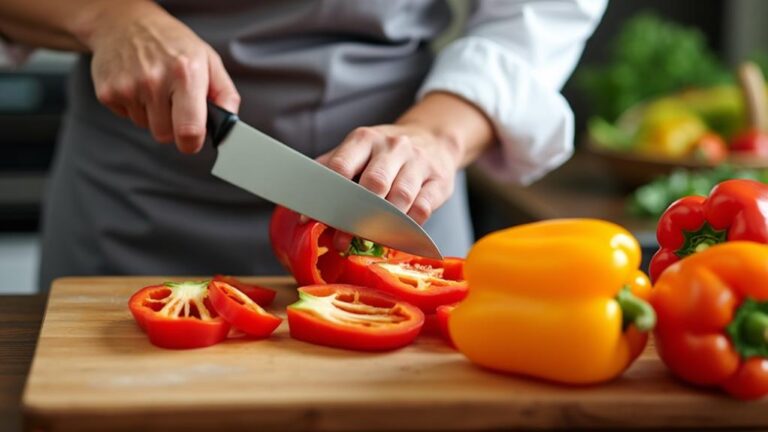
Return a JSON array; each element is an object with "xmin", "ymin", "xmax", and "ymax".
[
  {"xmin": 628, "ymin": 166, "xmax": 768, "ymax": 218},
  {"xmin": 578, "ymin": 13, "xmax": 731, "ymax": 122}
]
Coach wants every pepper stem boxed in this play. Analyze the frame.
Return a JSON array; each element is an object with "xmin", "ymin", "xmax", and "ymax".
[
  {"xmin": 726, "ymin": 298, "xmax": 768, "ymax": 359},
  {"xmin": 347, "ymin": 237, "xmax": 385, "ymax": 257},
  {"xmin": 616, "ymin": 285, "xmax": 656, "ymax": 333},
  {"xmin": 742, "ymin": 311, "xmax": 768, "ymax": 347}
]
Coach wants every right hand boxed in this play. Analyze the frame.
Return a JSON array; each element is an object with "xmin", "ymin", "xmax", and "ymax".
[{"xmin": 84, "ymin": 2, "xmax": 240, "ymax": 153}]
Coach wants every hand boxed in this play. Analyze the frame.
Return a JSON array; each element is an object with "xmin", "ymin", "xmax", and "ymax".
[
  {"xmin": 317, "ymin": 93, "xmax": 494, "ymax": 252},
  {"xmin": 85, "ymin": 2, "xmax": 240, "ymax": 153},
  {"xmin": 318, "ymin": 124, "xmax": 461, "ymax": 225}
]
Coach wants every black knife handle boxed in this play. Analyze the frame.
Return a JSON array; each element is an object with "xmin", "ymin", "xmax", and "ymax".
[{"xmin": 206, "ymin": 101, "xmax": 238, "ymax": 148}]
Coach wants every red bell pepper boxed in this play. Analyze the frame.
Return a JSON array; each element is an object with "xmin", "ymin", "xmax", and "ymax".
[
  {"xmin": 362, "ymin": 256, "xmax": 467, "ymax": 313},
  {"xmin": 212, "ymin": 274, "xmax": 277, "ymax": 307},
  {"xmin": 649, "ymin": 179, "xmax": 768, "ymax": 282},
  {"xmin": 208, "ymin": 280, "xmax": 282, "ymax": 338},
  {"xmin": 270, "ymin": 206, "xmax": 348, "ymax": 285},
  {"xmin": 128, "ymin": 281, "xmax": 230, "ymax": 349},
  {"xmin": 651, "ymin": 242, "xmax": 768, "ymax": 400},
  {"xmin": 287, "ymin": 284, "xmax": 424, "ymax": 351},
  {"xmin": 270, "ymin": 206, "xmax": 408, "ymax": 285}
]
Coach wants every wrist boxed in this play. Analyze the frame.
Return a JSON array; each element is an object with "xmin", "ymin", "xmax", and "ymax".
[
  {"xmin": 397, "ymin": 91, "xmax": 494, "ymax": 168},
  {"xmin": 71, "ymin": 0, "xmax": 161, "ymax": 51}
]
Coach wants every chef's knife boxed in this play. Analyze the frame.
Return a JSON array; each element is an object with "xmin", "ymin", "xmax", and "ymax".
[{"xmin": 206, "ymin": 102, "xmax": 443, "ymax": 259}]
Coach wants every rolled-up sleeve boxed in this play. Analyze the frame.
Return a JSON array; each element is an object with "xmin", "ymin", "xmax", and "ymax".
[{"xmin": 417, "ymin": 0, "xmax": 607, "ymax": 184}]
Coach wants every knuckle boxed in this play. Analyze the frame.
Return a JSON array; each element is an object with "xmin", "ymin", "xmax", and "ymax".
[
  {"xmin": 387, "ymin": 135, "xmax": 411, "ymax": 151},
  {"xmin": 95, "ymin": 85, "xmax": 115, "ymax": 105},
  {"xmin": 391, "ymin": 182, "xmax": 417, "ymax": 202},
  {"xmin": 351, "ymin": 127, "xmax": 378, "ymax": 141},
  {"xmin": 114, "ymin": 79, "xmax": 137, "ymax": 100},
  {"xmin": 139, "ymin": 68, "xmax": 164, "ymax": 94},
  {"xmin": 327, "ymin": 156, "xmax": 354, "ymax": 178},
  {"xmin": 361, "ymin": 168, "xmax": 390, "ymax": 194},
  {"xmin": 411, "ymin": 200, "xmax": 432, "ymax": 220},
  {"xmin": 171, "ymin": 55, "xmax": 202, "ymax": 81}
]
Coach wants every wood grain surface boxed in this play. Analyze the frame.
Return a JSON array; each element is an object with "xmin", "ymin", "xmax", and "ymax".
[
  {"xmin": 0, "ymin": 295, "xmax": 45, "ymax": 432},
  {"xmin": 22, "ymin": 277, "xmax": 768, "ymax": 431}
]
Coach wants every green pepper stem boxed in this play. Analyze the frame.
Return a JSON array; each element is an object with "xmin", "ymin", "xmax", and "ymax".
[
  {"xmin": 616, "ymin": 286, "xmax": 656, "ymax": 333},
  {"xmin": 743, "ymin": 311, "xmax": 768, "ymax": 347},
  {"xmin": 726, "ymin": 298, "xmax": 768, "ymax": 359}
]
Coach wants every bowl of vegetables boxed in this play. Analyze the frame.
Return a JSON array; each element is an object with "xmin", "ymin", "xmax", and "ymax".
[{"xmin": 579, "ymin": 15, "xmax": 768, "ymax": 187}]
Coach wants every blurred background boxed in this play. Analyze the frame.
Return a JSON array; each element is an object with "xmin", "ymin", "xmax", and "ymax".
[{"xmin": 1, "ymin": 0, "xmax": 766, "ymax": 293}]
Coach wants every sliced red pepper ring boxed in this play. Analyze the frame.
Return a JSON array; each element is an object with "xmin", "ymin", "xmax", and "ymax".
[
  {"xmin": 367, "ymin": 257, "xmax": 468, "ymax": 313},
  {"xmin": 128, "ymin": 281, "xmax": 230, "ymax": 349},
  {"xmin": 287, "ymin": 284, "xmax": 424, "ymax": 351},
  {"xmin": 212, "ymin": 274, "xmax": 277, "ymax": 307},
  {"xmin": 208, "ymin": 280, "xmax": 282, "ymax": 338}
]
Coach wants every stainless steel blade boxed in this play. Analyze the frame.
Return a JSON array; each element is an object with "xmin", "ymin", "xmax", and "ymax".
[{"xmin": 211, "ymin": 121, "xmax": 443, "ymax": 259}]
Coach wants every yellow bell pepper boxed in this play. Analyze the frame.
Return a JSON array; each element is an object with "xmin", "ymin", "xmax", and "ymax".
[{"xmin": 450, "ymin": 219, "xmax": 655, "ymax": 385}]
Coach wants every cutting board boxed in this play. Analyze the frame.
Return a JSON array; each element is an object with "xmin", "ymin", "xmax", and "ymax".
[{"xmin": 22, "ymin": 277, "xmax": 768, "ymax": 431}]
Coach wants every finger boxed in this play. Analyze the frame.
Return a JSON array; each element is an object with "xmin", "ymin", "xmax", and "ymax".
[
  {"xmin": 324, "ymin": 127, "xmax": 378, "ymax": 179},
  {"xmin": 207, "ymin": 50, "xmax": 240, "ymax": 113},
  {"xmin": 315, "ymin": 152, "xmax": 331, "ymax": 166},
  {"xmin": 146, "ymin": 97, "xmax": 174, "ymax": 143},
  {"xmin": 408, "ymin": 179, "xmax": 450, "ymax": 225},
  {"xmin": 126, "ymin": 103, "xmax": 149, "ymax": 129},
  {"xmin": 332, "ymin": 231, "xmax": 353, "ymax": 252},
  {"xmin": 358, "ymin": 142, "xmax": 409, "ymax": 197},
  {"xmin": 386, "ymin": 161, "xmax": 425, "ymax": 212},
  {"xmin": 170, "ymin": 56, "xmax": 208, "ymax": 154}
]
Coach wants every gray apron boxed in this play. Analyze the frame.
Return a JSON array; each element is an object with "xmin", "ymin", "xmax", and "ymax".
[{"xmin": 39, "ymin": 0, "xmax": 474, "ymax": 290}]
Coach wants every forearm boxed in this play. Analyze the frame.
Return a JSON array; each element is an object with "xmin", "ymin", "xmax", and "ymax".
[
  {"xmin": 396, "ymin": 91, "xmax": 495, "ymax": 169},
  {"xmin": 0, "ymin": 0, "xmax": 158, "ymax": 52}
]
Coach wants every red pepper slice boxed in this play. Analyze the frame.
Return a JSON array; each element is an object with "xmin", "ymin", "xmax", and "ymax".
[
  {"xmin": 212, "ymin": 275, "xmax": 276, "ymax": 307},
  {"xmin": 269, "ymin": 206, "xmax": 349, "ymax": 285},
  {"xmin": 287, "ymin": 284, "xmax": 424, "ymax": 351},
  {"xmin": 436, "ymin": 303, "xmax": 457, "ymax": 347},
  {"xmin": 649, "ymin": 179, "xmax": 768, "ymax": 282},
  {"xmin": 208, "ymin": 280, "xmax": 282, "ymax": 338},
  {"xmin": 128, "ymin": 281, "xmax": 230, "ymax": 349},
  {"xmin": 364, "ymin": 256, "xmax": 467, "ymax": 313}
]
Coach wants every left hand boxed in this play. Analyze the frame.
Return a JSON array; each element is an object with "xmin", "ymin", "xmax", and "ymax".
[
  {"xmin": 317, "ymin": 123, "xmax": 461, "ymax": 225},
  {"xmin": 316, "ymin": 92, "xmax": 495, "ymax": 251}
]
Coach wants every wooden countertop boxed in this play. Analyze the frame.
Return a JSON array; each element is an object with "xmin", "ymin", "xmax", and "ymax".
[
  {"xmin": 0, "ymin": 294, "xmax": 46, "ymax": 432},
  {"xmin": 18, "ymin": 277, "xmax": 768, "ymax": 431}
]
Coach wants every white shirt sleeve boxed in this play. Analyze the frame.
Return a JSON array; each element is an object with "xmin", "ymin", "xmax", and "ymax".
[{"xmin": 417, "ymin": 0, "xmax": 607, "ymax": 185}]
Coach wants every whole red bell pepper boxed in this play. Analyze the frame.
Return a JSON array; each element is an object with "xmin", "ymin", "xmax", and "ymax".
[
  {"xmin": 649, "ymin": 179, "xmax": 768, "ymax": 282},
  {"xmin": 651, "ymin": 241, "xmax": 768, "ymax": 400}
]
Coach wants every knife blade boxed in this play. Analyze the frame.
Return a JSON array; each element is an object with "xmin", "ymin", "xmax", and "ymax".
[{"xmin": 206, "ymin": 102, "xmax": 443, "ymax": 259}]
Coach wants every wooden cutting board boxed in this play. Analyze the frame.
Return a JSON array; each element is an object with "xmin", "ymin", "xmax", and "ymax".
[{"xmin": 22, "ymin": 277, "xmax": 768, "ymax": 431}]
